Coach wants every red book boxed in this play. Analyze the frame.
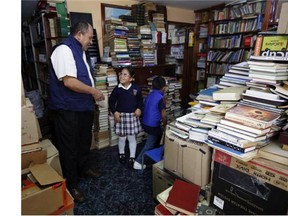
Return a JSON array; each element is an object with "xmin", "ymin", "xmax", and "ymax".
[
  {"xmin": 166, "ymin": 179, "xmax": 201, "ymax": 215},
  {"xmin": 154, "ymin": 203, "xmax": 173, "ymax": 215}
]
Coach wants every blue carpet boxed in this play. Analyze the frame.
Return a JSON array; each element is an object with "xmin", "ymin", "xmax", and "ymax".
[{"xmin": 74, "ymin": 143, "xmax": 157, "ymax": 215}]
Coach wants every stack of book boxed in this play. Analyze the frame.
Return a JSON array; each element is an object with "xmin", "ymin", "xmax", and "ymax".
[
  {"xmin": 247, "ymin": 55, "xmax": 288, "ymax": 85},
  {"xmin": 155, "ymin": 179, "xmax": 201, "ymax": 215},
  {"xmin": 207, "ymin": 104, "xmax": 281, "ymax": 160},
  {"xmin": 126, "ymin": 29, "xmax": 143, "ymax": 67},
  {"xmin": 138, "ymin": 25, "xmax": 156, "ymax": 66},
  {"xmin": 196, "ymin": 86, "xmax": 220, "ymax": 107},
  {"xmin": 218, "ymin": 61, "xmax": 251, "ymax": 88}
]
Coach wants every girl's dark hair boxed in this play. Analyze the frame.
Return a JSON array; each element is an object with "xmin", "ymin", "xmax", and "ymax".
[
  {"xmin": 152, "ymin": 76, "xmax": 166, "ymax": 90},
  {"xmin": 122, "ymin": 67, "xmax": 135, "ymax": 78},
  {"xmin": 70, "ymin": 22, "xmax": 91, "ymax": 36}
]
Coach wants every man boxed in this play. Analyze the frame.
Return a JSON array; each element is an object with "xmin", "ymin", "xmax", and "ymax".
[{"xmin": 49, "ymin": 22, "xmax": 104, "ymax": 203}]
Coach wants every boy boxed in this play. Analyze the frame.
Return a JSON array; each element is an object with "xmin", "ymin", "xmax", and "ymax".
[{"xmin": 133, "ymin": 76, "xmax": 167, "ymax": 170}]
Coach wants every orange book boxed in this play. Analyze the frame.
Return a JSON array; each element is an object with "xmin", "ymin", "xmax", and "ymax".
[
  {"xmin": 254, "ymin": 35, "xmax": 263, "ymax": 56},
  {"xmin": 166, "ymin": 179, "xmax": 201, "ymax": 215}
]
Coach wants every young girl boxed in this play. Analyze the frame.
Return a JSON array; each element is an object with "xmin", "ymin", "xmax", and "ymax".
[{"xmin": 108, "ymin": 67, "xmax": 143, "ymax": 168}]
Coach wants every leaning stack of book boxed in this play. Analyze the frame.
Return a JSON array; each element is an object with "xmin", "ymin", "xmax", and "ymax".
[
  {"xmin": 155, "ymin": 179, "xmax": 201, "ymax": 215},
  {"xmin": 207, "ymin": 104, "xmax": 282, "ymax": 161}
]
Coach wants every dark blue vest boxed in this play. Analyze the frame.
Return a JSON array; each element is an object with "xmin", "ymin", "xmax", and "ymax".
[
  {"xmin": 48, "ymin": 35, "xmax": 94, "ymax": 111},
  {"xmin": 142, "ymin": 90, "xmax": 164, "ymax": 127}
]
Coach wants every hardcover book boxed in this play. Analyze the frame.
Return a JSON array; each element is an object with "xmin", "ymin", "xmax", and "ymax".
[
  {"xmin": 258, "ymin": 141, "xmax": 288, "ymax": 165},
  {"xmin": 166, "ymin": 179, "xmax": 201, "ymax": 215},
  {"xmin": 156, "ymin": 186, "xmax": 178, "ymax": 215},
  {"xmin": 225, "ymin": 104, "xmax": 280, "ymax": 129},
  {"xmin": 212, "ymin": 86, "xmax": 248, "ymax": 101}
]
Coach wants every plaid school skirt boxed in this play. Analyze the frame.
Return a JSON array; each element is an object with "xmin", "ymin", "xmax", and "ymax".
[{"xmin": 114, "ymin": 112, "xmax": 142, "ymax": 136}]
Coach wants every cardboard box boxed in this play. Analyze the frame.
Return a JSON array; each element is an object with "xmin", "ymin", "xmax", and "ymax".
[
  {"xmin": 211, "ymin": 161, "xmax": 288, "ymax": 215},
  {"xmin": 40, "ymin": 139, "xmax": 63, "ymax": 176},
  {"xmin": 164, "ymin": 128, "xmax": 212, "ymax": 187},
  {"xmin": 153, "ymin": 160, "xmax": 176, "ymax": 199},
  {"xmin": 21, "ymin": 163, "xmax": 66, "ymax": 215},
  {"xmin": 213, "ymin": 150, "xmax": 288, "ymax": 191},
  {"xmin": 21, "ymin": 99, "xmax": 41, "ymax": 145},
  {"xmin": 52, "ymin": 190, "xmax": 74, "ymax": 215},
  {"xmin": 21, "ymin": 149, "xmax": 47, "ymax": 171}
]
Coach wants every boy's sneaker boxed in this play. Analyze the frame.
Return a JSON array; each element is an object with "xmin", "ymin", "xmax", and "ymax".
[
  {"xmin": 133, "ymin": 161, "xmax": 146, "ymax": 170},
  {"xmin": 119, "ymin": 153, "xmax": 126, "ymax": 164},
  {"xmin": 128, "ymin": 157, "xmax": 135, "ymax": 169}
]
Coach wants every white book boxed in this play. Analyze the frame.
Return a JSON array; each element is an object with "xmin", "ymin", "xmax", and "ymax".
[
  {"xmin": 244, "ymin": 89, "xmax": 281, "ymax": 100},
  {"xmin": 220, "ymin": 118, "xmax": 271, "ymax": 135}
]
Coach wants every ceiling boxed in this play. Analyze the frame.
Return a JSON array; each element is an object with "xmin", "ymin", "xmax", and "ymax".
[{"xmin": 21, "ymin": 0, "xmax": 230, "ymax": 22}]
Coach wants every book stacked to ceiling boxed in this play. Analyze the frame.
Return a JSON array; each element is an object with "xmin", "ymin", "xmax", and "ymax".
[
  {"xmin": 103, "ymin": 26, "xmax": 131, "ymax": 68},
  {"xmin": 138, "ymin": 25, "xmax": 156, "ymax": 66},
  {"xmin": 125, "ymin": 29, "xmax": 143, "ymax": 67},
  {"xmin": 155, "ymin": 179, "xmax": 201, "ymax": 215}
]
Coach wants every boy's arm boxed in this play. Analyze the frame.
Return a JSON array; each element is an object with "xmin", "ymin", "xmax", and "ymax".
[{"xmin": 161, "ymin": 109, "xmax": 167, "ymax": 126}]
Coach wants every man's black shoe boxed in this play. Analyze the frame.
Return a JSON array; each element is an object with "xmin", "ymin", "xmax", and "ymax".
[
  {"xmin": 69, "ymin": 188, "xmax": 85, "ymax": 203},
  {"xmin": 81, "ymin": 169, "xmax": 101, "ymax": 178}
]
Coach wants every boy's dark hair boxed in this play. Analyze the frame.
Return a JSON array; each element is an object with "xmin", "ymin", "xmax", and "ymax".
[{"xmin": 152, "ymin": 76, "xmax": 166, "ymax": 90}]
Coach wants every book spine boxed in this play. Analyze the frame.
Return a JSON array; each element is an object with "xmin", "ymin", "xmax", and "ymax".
[
  {"xmin": 208, "ymin": 130, "xmax": 249, "ymax": 148},
  {"xmin": 208, "ymin": 136, "xmax": 248, "ymax": 153},
  {"xmin": 225, "ymin": 112, "xmax": 269, "ymax": 129},
  {"xmin": 253, "ymin": 35, "xmax": 263, "ymax": 56}
]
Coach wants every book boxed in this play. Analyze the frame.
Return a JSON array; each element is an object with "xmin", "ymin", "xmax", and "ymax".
[
  {"xmin": 206, "ymin": 140, "xmax": 258, "ymax": 162},
  {"xmin": 166, "ymin": 179, "xmax": 201, "ymax": 215},
  {"xmin": 156, "ymin": 186, "xmax": 178, "ymax": 215},
  {"xmin": 220, "ymin": 118, "xmax": 271, "ymax": 135},
  {"xmin": 216, "ymin": 124, "xmax": 267, "ymax": 142},
  {"xmin": 208, "ymin": 136, "xmax": 257, "ymax": 153},
  {"xmin": 225, "ymin": 104, "xmax": 280, "ymax": 129},
  {"xmin": 21, "ymin": 143, "xmax": 42, "ymax": 154},
  {"xmin": 208, "ymin": 129, "xmax": 261, "ymax": 148},
  {"xmin": 212, "ymin": 86, "xmax": 248, "ymax": 101},
  {"xmin": 258, "ymin": 141, "xmax": 288, "ymax": 165},
  {"xmin": 242, "ymin": 93, "xmax": 288, "ymax": 107},
  {"xmin": 154, "ymin": 203, "xmax": 173, "ymax": 215},
  {"xmin": 253, "ymin": 34, "xmax": 288, "ymax": 57},
  {"xmin": 209, "ymin": 103, "xmax": 237, "ymax": 114}
]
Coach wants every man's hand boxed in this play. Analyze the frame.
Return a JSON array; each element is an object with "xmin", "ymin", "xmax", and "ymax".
[{"xmin": 92, "ymin": 88, "xmax": 104, "ymax": 101}]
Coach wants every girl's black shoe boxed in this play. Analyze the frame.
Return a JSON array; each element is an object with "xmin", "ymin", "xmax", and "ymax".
[
  {"xmin": 128, "ymin": 157, "xmax": 135, "ymax": 169},
  {"xmin": 119, "ymin": 153, "xmax": 126, "ymax": 164}
]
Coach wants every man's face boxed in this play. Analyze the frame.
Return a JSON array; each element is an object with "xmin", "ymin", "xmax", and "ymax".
[{"xmin": 79, "ymin": 26, "xmax": 93, "ymax": 51}]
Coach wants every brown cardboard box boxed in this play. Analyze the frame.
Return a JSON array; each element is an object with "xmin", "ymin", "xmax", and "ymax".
[
  {"xmin": 40, "ymin": 139, "xmax": 63, "ymax": 176},
  {"xmin": 21, "ymin": 79, "xmax": 26, "ymax": 107},
  {"xmin": 214, "ymin": 150, "xmax": 288, "ymax": 191},
  {"xmin": 164, "ymin": 128, "xmax": 212, "ymax": 187},
  {"xmin": 21, "ymin": 98, "xmax": 41, "ymax": 145},
  {"xmin": 21, "ymin": 149, "xmax": 47, "ymax": 171},
  {"xmin": 153, "ymin": 160, "xmax": 176, "ymax": 199},
  {"xmin": 52, "ymin": 190, "xmax": 74, "ymax": 215},
  {"xmin": 21, "ymin": 163, "xmax": 66, "ymax": 215}
]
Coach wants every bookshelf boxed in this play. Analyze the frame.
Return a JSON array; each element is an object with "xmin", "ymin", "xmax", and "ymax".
[
  {"xmin": 196, "ymin": 0, "xmax": 277, "ymax": 88},
  {"xmin": 29, "ymin": 9, "xmax": 69, "ymax": 99},
  {"xmin": 166, "ymin": 21, "xmax": 194, "ymax": 107},
  {"xmin": 192, "ymin": 8, "xmax": 211, "ymax": 92},
  {"xmin": 22, "ymin": 21, "xmax": 38, "ymax": 91}
]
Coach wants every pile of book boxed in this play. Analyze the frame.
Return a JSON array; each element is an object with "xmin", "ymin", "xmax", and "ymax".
[{"xmin": 155, "ymin": 179, "xmax": 201, "ymax": 215}]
